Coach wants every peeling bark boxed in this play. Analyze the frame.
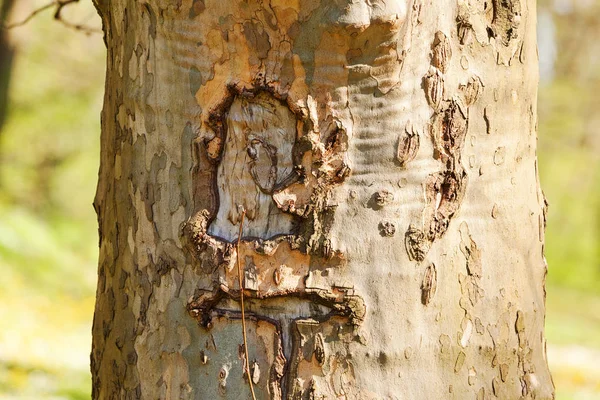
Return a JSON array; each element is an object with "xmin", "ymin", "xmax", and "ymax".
[{"xmin": 92, "ymin": 0, "xmax": 553, "ymax": 398}]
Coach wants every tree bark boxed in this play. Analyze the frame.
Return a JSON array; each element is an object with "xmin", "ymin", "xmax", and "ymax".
[{"xmin": 91, "ymin": 0, "xmax": 554, "ymax": 398}]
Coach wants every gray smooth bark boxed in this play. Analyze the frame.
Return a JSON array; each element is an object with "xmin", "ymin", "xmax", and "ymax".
[{"xmin": 91, "ymin": 0, "xmax": 554, "ymax": 398}]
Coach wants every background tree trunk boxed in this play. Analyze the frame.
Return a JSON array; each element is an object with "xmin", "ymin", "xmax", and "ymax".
[
  {"xmin": 91, "ymin": 0, "xmax": 554, "ymax": 398},
  {"xmin": 0, "ymin": 0, "xmax": 15, "ymax": 132}
]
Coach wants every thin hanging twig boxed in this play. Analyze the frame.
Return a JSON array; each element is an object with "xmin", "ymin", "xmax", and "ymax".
[{"xmin": 236, "ymin": 208, "xmax": 258, "ymax": 400}]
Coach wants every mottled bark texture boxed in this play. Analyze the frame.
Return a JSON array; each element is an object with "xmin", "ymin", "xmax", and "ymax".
[{"xmin": 91, "ymin": 0, "xmax": 554, "ymax": 398}]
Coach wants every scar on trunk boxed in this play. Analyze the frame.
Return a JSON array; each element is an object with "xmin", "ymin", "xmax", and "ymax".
[
  {"xmin": 406, "ymin": 31, "xmax": 482, "ymax": 264},
  {"xmin": 183, "ymin": 84, "xmax": 364, "ymax": 398}
]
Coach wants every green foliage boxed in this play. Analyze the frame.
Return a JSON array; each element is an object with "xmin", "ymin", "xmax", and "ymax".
[
  {"xmin": 0, "ymin": 361, "xmax": 91, "ymax": 399},
  {"xmin": 538, "ymin": 83, "xmax": 600, "ymax": 292},
  {"xmin": 0, "ymin": 1, "xmax": 104, "ymax": 398},
  {"xmin": 536, "ymin": 3, "xmax": 600, "ymax": 398}
]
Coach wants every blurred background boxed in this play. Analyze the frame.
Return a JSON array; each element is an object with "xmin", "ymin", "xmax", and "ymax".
[{"xmin": 0, "ymin": 0, "xmax": 598, "ymax": 399}]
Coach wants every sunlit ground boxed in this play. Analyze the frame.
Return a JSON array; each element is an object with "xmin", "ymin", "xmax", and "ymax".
[{"xmin": 0, "ymin": 1, "xmax": 599, "ymax": 399}]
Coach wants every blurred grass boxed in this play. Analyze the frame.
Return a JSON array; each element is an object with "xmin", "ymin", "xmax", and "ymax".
[{"xmin": 0, "ymin": 1, "xmax": 598, "ymax": 399}]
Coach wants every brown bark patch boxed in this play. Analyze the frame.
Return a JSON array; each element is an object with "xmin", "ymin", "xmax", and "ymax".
[
  {"xmin": 396, "ymin": 125, "xmax": 420, "ymax": 167},
  {"xmin": 421, "ymin": 263, "xmax": 437, "ymax": 306}
]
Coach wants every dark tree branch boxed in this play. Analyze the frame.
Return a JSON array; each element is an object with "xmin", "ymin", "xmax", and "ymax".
[
  {"xmin": 1, "ymin": 0, "xmax": 101, "ymax": 34},
  {"xmin": 1, "ymin": 0, "xmax": 55, "ymax": 29}
]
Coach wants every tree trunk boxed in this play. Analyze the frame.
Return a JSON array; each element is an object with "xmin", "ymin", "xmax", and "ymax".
[
  {"xmin": 0, "ymin": 0, "xmax": 15, "ymax": 132},
  {"xmin": 91, "ymin": 0, "xmax": 554, "ymax": 398}
]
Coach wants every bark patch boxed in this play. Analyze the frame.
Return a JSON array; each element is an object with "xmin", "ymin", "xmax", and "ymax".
[{"xmin": 184, "ymin": 87, "xmax": 364, "ymax": 399}]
